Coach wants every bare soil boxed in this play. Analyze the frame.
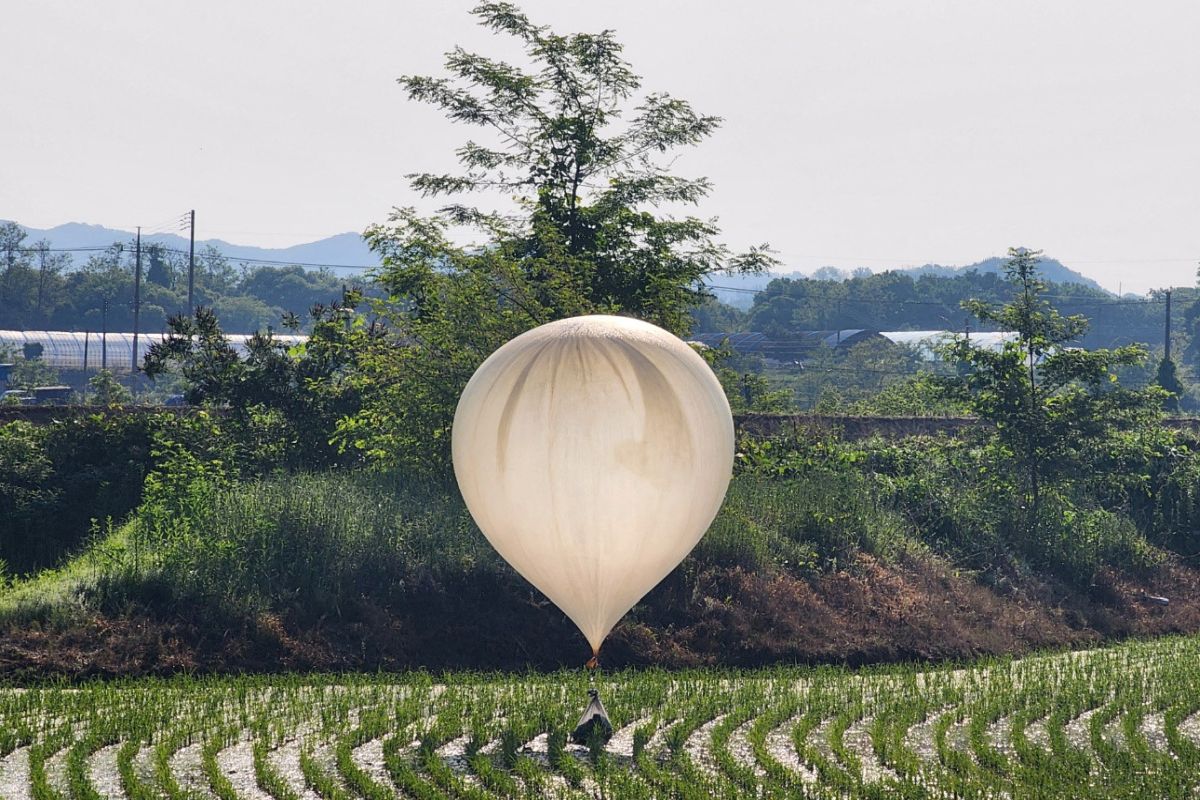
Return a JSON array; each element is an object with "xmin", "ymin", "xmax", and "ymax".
[{"xmin": 2, "ymin": 555, "xmax": 1198, "ymax": 678}]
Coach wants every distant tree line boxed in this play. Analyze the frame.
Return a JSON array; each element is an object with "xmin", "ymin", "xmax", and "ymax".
[
  {"xmin": 0, "ymin": 221, "xmax": 348, "ymax": 333},
  {"xmin": 693, "ymin": 268, "xmax": 1193, "ymax": 353}
]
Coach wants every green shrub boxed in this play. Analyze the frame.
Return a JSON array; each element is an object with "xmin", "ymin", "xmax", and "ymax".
[
  {"xmin": 700, "ymin": 470, "xmax": 915, "ymax": 573},
  {"xmin": 102, "ymin": 471, "xmax": 496, "ymax": 617},
  {"xmin": 1019, "ymin": 501, "xmax": 1161, "ymax": 582},
  {"xmin": 0, "ymin": 416, "xmax": 154, "ymax": 573},
  {"xmin": 733, "ymin": 431, "xmax": 1167, "ymax": 587},
  {"xmin": 0, "ymin": 405, "xmax": 341, "ymax": 576},
  {"xmin": 1125, "ymin": 437, "xmax": 1200, "ymax": 556}
]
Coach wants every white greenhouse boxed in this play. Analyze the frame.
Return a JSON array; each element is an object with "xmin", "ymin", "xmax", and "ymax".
[
  {"xmin": 879, "ymin": 330, "xmax": 1019, "ymax": 361},
  {"xmin": 0, "ymin": 330, "xmax": 308, "ymax": 373}
]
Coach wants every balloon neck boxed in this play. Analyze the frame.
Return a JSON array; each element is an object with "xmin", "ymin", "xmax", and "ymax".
[{"xmin": 585, "ymin": 655, "xmax": 599, "ymax": 670}]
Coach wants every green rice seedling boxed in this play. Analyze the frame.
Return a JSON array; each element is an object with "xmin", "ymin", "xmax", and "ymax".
[
  {"xmin": 545, "ymin": 726, "xmax": 567, "ymax": 769},
  {"xmin": 631, "ymin": 723, "xmax": 653, "ymax": 762},
  {"xmin": 154, "ymin": 724, "xmax": 201, "ymax": 800},
  {"xmin": 28, "ymin": 724, "xmax": 71, "ymax": 800},
  {"xmin": 6, "ymin": 637, "xmax": 1200, "ymax": 798},
  {"xmin": 382, "ymin": 732, "xmax": 442, "ymax": 800},
  {"xmin": 498, "ymin": 725, "xmax": 520, "ymax": 770},
  {"xmin": 252, "ymin": 737, "xmax": 300, "ymax": 800},
  {"xmin": 710, "ymin": 704, "xmax": 760, "ymax": 794},
  {"xmin": 585, "ymin": 723, "xmax": 607, "ymax": 769},
  {"xmin": 300, "ymin": 748, "xmax": 354, "ymax": 800},
  {"xmin": 467, "ymin": 751, "xmax": 523, "ymax": 798},
  {"xmin": 65, "ymin": 732, "xmax": 112, "ymax": 800},
  {"xmin": 117, "ymin": 738, "xmax": 154, "ymax": 800},
  {"xmin": 201, "ymin": 725, "xmax": 241, "ymax": 800}
]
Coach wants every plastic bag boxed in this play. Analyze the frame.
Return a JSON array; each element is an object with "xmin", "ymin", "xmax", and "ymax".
[{"xmin": 571, "ymin": 688, "xmax": 614, "ymax": 744}]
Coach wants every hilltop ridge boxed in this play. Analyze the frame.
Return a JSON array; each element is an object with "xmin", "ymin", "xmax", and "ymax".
[
  {"xmin": 7, "ymin": 221, "xmax": 377, "ymax": 270},
  {"xmin": 708, "ymin": 254, "xmax": 1103, "ymax": 308}
]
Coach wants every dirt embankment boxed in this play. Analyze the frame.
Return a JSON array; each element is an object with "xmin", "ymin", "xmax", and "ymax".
[{"xmin": 3, "ymin": 556, "xmax": 1198, "ymax": 678}]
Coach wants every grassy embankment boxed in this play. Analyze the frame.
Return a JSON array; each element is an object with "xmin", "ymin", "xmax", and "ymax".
[{"xmin": 3, "ymin": 426, "xmax": 1200, "ymax": 675}]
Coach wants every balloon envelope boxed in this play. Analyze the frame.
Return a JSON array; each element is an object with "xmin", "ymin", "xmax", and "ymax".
[{"xmin": 452, "ymin": 315, "xmax": 734, "ymax": 653}]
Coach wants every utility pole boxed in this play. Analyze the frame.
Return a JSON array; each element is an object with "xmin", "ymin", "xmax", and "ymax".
[
  {"xmin": 187, "ymin": 209, "xmax": 196, "ymax": 314},
  {"xmin": 1164, "ymin": 289, "xmax": 1173, "ymax": 361},
  {"xmin": 36, "ymin": 243, "xmax": 48, "ymax": 322},
  {"xmin": 101, "ymin": 298, "xmax": 108, "ymax": 371},
  {"xmin": 132, "ymin": 227, "xmax": 142, "ymax": 373}
]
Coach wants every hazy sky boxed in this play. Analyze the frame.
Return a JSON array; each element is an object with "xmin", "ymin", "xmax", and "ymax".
[{"xmin": 3, "ymin": 1, "xmax": 1198, "ymax": 293}]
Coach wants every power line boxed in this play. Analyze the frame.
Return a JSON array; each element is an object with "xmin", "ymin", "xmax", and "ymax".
[
  {"xmin": 181, "ymin": 251, "xmax": 375, "ymax": 270},
  {"xmin": 140, "ymin": 220, "xmax": 186, "ymax": 237},
  {"xmin": 13, "ymin": 244, "xmax": 376, "ymax": 271},
  {"xmin": 14, "ymin": 246, "xmax": 115, "ymax": 254},
  {"xmin": 782, "ymin": 366, "xmax": 941, "ymax": 376}
]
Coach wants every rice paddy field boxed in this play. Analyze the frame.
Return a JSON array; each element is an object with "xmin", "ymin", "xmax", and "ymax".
[{"xmin": 2, "ymin": 635, "xmax": 1199, "ymax": 800}]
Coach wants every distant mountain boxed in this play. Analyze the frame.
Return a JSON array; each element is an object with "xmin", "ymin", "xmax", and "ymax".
[
  {"xmin": 9, "ymin": 221, "xmax": 1105, "ymax": 302},
  {"xmin": 904, "ymin": 256, "xmax": 1102, "ymax": 290},
  {"xmin": 706, "ymin": 254, "xmax": 1105, "ymax": 309},
  {"xmin": 7, "ymin": 221, "xmax": 377, "ymax": 271}
]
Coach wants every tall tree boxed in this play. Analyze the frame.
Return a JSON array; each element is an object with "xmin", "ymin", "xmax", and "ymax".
[
  {"xmin": 343, "ymin": 3, "xmax": 775, "ymax": 471},
  {"xmin": 385, "ymin": 3, "xmax": 773, "ymax": 332},
  {"xmin": 937, "ymin": 248, "xmax": 1159, "ymax": 546},
  {"xmin": 0, "ymin": 222, "xmax": 27, "ymax": 274},
  {"xmin": 144, "ymin": 298, "xmax": 372, "ymax": 470},
  {"xmin": 145, "ymin": 243, "xmax": 174, "ymax": 288},
  {"xmin": 30, "ymin": 240, "xmax": 71, "ymax": 324},
  {"xmin": 0, "ymin": 223, "xmax": 40, "ymax": 328},
  {"xmin": 1155, "ymin": 356, "xmax": 1184, "ymax": 412}
]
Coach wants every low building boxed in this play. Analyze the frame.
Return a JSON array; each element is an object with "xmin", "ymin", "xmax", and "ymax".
[
  {"xmin": 878, "ymin": 330, "xmax": 1019, "ymax": 360},
  {"xmin": 689, "ymin": 330, "xmax": 886, "ymax": 365},
  {"xmin": 692, "ymin": 329, "xmax": 1020, "ymax": 367}
]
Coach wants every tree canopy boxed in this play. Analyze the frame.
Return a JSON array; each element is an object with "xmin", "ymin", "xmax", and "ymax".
[
  {"xmin": 338, "ymin": 2, "xmax": 775, "ymax": 471},
  {"xmin": 933, "ymin": 249, "xmax": 1164, "ymax": 575},
  {"xmin": 740, "ymin": 267, "xmax": 1176, "ymax": 351}
]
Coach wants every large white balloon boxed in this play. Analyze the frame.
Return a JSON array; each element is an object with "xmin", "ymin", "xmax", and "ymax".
[{"xmin": 452, "ymin": 314, "xmax": 735, "ymax": 655}]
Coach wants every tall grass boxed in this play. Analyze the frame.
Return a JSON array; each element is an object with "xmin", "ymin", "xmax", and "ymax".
[
  {"xmin": 0, "ymin": 463, "xmax": 920, "ymax": 626},
  {"xmin": 98, "ymin": 471, "xmax": 499, "ymax": 616},
  {"xmin": 102, "ymin": 468, "xmax": 921, "ymax": 616},
  {"xmin": 700, "ymin": 471, "xmax": 917, "ymax": 573},
  {"xmin": 0, "ymin": 435, "xmax": 1168, "ymax": 626}
]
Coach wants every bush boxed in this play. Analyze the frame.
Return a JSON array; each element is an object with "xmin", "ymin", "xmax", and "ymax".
[
  {"xmin": 1035, "ymin": 505, "xmax": 1161, "ymax": 580},
  {"xmin": 102, "ymin": 471, "xmax": 497, "ymax": 617},
  {"xmin": 0, "ymin": 410, "xmax": 274, "ymax": 575},
  {"xmin": 0, "ymin": 416, "xmax": 154, "ymax": 573},
  {"xmin": 1121, "ymin": 436, "xmax": 1200, "ymax": 557},
  {"xmin": 867, "ymin": 436, "xmax": 1011, "ymax": 572},
  {"xmin": 67, "ymin": 455, "xmax": 925, "ymax": 622},
  {"xmin": 5, "ymin": 413, "xmax": 1186, "ymax": 628},
  {"xmin": 700, "ymin": 471, "xmax": 915, "ymax": 573},
  {"xmin": 734, "ymin": 430, "xmax": 1169, "ymax": 588}
]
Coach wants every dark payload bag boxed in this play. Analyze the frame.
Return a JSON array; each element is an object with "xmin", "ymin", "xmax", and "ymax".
[{"xmin": 571, "ymin": 688, "xmax": 614, "ymax": 744}]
